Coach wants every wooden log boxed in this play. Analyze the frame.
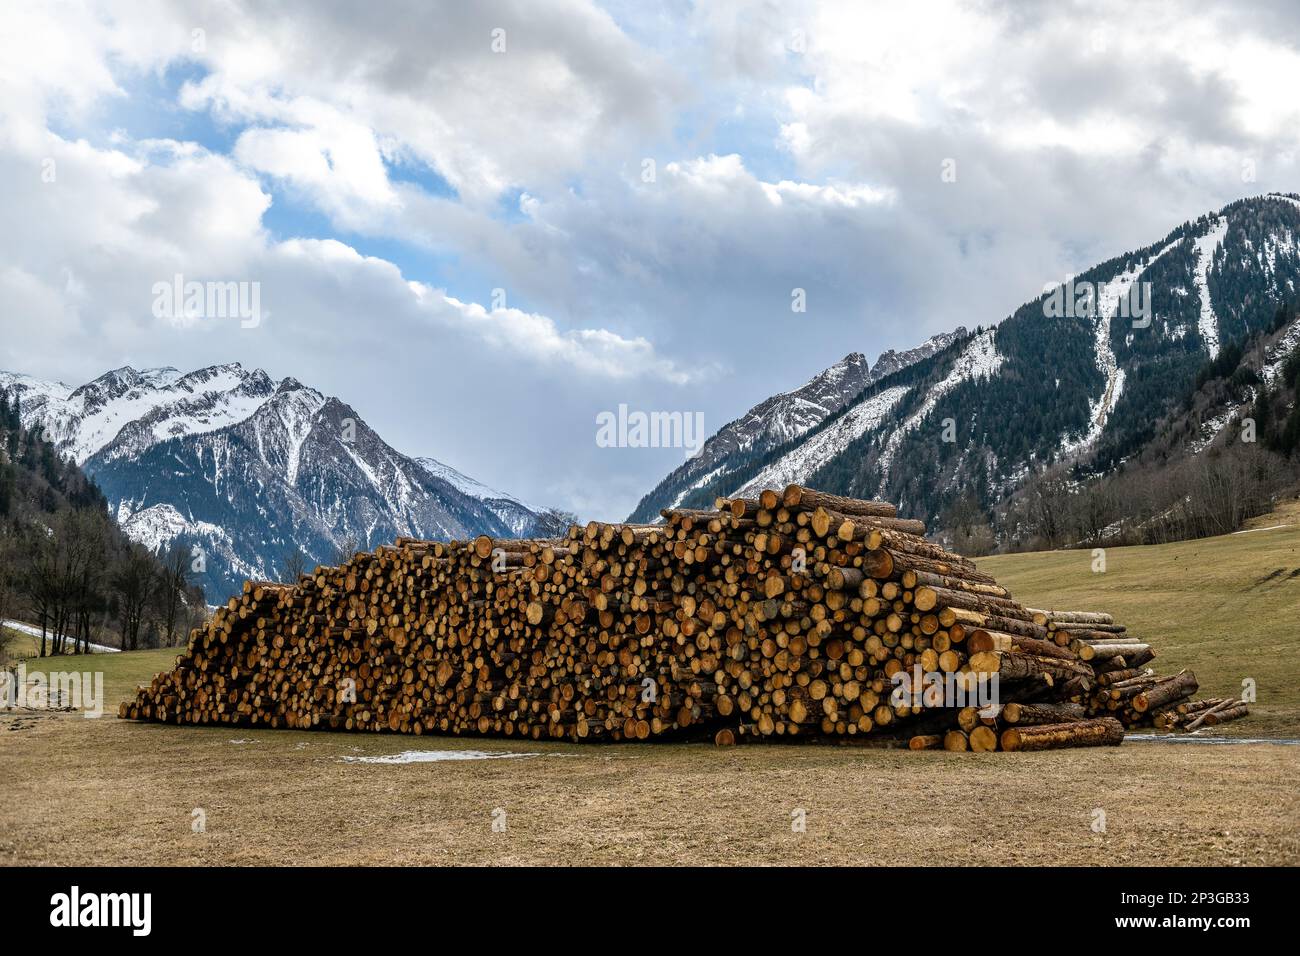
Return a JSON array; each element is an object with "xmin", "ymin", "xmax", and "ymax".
[
  {"xmin": 967, "ymin": 629, "xmax": 1076, "ymax": 661},
  {"xmin": 1001, "ymin": 701, "xmax": 1086, "ymax": 725},
  {"xmin": 781, "ymin": 485, "xmax": 898, "ymax": 518},
  {"xmin": 967, "ymin": 651, "xmax": 1093, "ymax": 682},
  {"xmin": 1028, "ymin": 609, "xmax": 1114, "ymax": 627},
  {"xmin": 943, "ymin": 730, "xmax": 969, "ymax": 752},
  {"xmin": 1203, "ymin": 703, "xmax": 1248, "ymax": 726},
  {"xmin": 831, "ymin": 512, "xmax": 928, "ymax": 539},
  {"xmin": 1183, "ymin": 697, "xmax": 1239, "ymax": 731},
  {"xmin": 1132, "ymin": 671, "xmax": 1198, "ymax": 713},
  {"xmin": 968, "ymin": 725, "xmax": 999, "ymax": 752},
  {"xmin": 1000, "ymin": 718, "xmax": 1124, "ymax": 751}
]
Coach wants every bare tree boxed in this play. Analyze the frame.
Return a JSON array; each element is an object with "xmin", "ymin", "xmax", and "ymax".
[
  {"xmin": 68, "ymin": 509, "xmax": 109, "ymax": 654},
  {"xmin": 114, "ymin": 544, "xmax": 155, "ymax": 651},
  {"xmin": 20, "ymin": 524, "xmax": 58, "ymax": 656},
  {"xmin": 280, "ymin": 546, "xmax": 306, "ymax": 583},
  {"xmin": 533, "ymin": 508, "xmax": 579, "ymax": 538},
  {"xmin": 1026, "ymin": 476, "xmax": 1072, "ymax": 549},
  {"xmin": 155, "ymin": 544, "xmax": 191, "ymax": 647},
  {"xmin": 330, "ymin": 537, "xmax": 359, "ymax": 567},
  {"xmin": 0, "ymin": 532, "xmax": 15, "ymax": 636}
]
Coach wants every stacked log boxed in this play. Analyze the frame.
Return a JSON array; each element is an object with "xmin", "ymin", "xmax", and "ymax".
[{"xmin": 119, "ymin": 485, "xmax": 1246, "ymax": 749}]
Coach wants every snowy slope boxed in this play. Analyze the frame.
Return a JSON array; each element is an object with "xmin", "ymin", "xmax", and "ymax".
[
  {"xmin": 1059, "ymin": 240, "xmax": 1180, "ymax": 458},
  {"xmin": 734, "ymin": 385, "xmax": 909, "ymax": 497},
  {"xmin": 1264, "ymin": 314, "xmax": 1300, "ymax": 384},
  {"xmin": 1, "ymin": 363, "xmax": 542, "ymax": 599},
  {"xmin": 414, "ymin": 457, "xmax": 540, "ymax": 536},
  {"xmin": 627, "ymin": 329, "xmax": 966, "ymax": 521},
  {"xmin": 1193, "ymin": 217, "xmax": 1229, "ymax": 359},
  {"xmin": 876, "ymin": 330, "xmax": 1003, "ymax": 481}
]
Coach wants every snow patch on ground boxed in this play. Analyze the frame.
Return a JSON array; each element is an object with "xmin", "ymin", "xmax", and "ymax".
[
  {"xmin": 1188, "ymin": 407, "xmax": 1237, "ymax": 454},
  {"xmin": 341, "ymin": 750, "xmax": 542, "ymax": 764},
  {"xmin": 2, "ymin": 620, "xmax": 119, "ymax": 652}
]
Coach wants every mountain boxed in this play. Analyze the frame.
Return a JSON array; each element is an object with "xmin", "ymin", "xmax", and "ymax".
[
  {"xmin": 632, "ymin": 193, "xmax": 1300, "ymax": 538},
  {"xmin": 412, "ymin": 456, "xmax": 540, "ymax": 537},
  {"xmin": 627, "ymin": 329, "xmax": 964, "ymax": 521},
  {"xmin": 0, "ymin": 363, "xmax": 543, "ymax": 599}
]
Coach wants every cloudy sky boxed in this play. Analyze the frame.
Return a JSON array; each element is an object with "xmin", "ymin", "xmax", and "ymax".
[{"xmin": 3, "ymin": 0, "xmax": 1300, "ymax": 519}]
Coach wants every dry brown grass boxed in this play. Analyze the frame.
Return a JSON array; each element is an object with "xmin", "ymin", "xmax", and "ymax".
[{"xmin": 2, "ymin": 707, "xmax": 1297, "ymax": 866}]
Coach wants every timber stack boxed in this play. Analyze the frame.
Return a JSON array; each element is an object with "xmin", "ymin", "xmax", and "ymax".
[{"xmin": 119, "ymin": 485, "xmax": 1246, "ymax": 751}]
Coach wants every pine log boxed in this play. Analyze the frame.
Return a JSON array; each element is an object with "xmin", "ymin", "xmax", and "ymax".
[
  {"xmin": 1000, "ymin": 718, "xmax": 1124, "ymax": 751},
  {"xmin": 781, "ymin": 485, "xmax": 898, "ymax": 518},
  {"xmin": 1132, "ymin": 672, "xmax": 1198, "ymax": 713},
  {"xmin": 1001, "ymin": 701, "xmax": 1086, "ymax": 725}
]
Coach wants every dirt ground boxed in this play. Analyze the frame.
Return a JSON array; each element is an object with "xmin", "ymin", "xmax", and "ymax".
[{"xmin": 2, "ymin": 709, "xmax": 1296, "ymax": 866}]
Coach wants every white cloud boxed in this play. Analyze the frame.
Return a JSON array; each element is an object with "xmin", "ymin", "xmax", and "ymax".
[{"xmin": 4, "ymin": 0, "xmax": 1300, "ymax": 521}]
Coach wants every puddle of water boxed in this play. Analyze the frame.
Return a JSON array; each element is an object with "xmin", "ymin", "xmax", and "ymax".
[
  {"xmin": 341, "ymin": 750, "xmax": 542, "ymax": 764},
  {"xmin": 1126, "ymin": 734, "xmax": 1300, "ymax": 746}
]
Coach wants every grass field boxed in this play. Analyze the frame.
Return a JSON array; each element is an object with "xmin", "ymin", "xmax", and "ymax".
[
  {"xmin": 978, "ymin": 498, "xmax": 1300, "ymax": 738},
  {"xmin": 2, "ymin": 510, "xmax": 1298, "ymax": 866}
]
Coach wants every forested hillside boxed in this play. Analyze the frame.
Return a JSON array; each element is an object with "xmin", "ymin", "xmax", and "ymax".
[
  {"xmin": 0, "ymin": 387, "xmax": 204, "ymax": 658},
  {"xmin": 633, "ymin": 194, "xmax": 1300, "ymax": 552}
]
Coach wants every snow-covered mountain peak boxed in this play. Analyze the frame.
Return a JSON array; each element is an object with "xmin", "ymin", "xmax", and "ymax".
[
  {"xmin": 415, "ymin": 456, "xmax": 543, "ymax": 536},
  {"xmin": 138, "ymin": 366, "xmax": 183, "ymax": 388},
  {"xmin": 869, "ymin": 327, "xmax": 968, "ymax": 382},
  {"xmin": 416, "ymin": 456, "xmax": 532, "ymax": 508},
  {"xmin": 5, "ymin": 361, "xmax": 285, "ymax": 464},
  {"xmin": 2, "ymin": 361, "xmax": 546, "ymax": 598}
]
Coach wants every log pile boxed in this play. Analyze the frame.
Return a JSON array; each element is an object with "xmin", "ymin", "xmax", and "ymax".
[{"xmin": 119, "ymin": 485, "xmax": 1246, "ymax": 750}]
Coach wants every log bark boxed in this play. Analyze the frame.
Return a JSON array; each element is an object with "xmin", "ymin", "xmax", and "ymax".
[
  {"xmin": 1000, "ymin": 718, "xmax": 1124, "ymax": 751},
  {"xmin": 1001, "ymin": 701, "xmax": 1086, "ymax": 725},
  {"xmin": 781, "ymin": 485, "xmax": 898, "ymax": 518},
  {"xmin": 1132, "ymin": 671, "xmax": 1198, "ymax": 713}
]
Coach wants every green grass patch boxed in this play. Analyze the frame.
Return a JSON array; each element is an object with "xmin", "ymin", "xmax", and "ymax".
[{"xmin": 977, "ymin": 509, "xmax": 1300, "ymax": 737}]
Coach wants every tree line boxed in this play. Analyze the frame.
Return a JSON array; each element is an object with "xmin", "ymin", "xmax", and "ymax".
[{"xmin": 0, "ymin": 388, "xmax": 206, "ymax": 659}]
